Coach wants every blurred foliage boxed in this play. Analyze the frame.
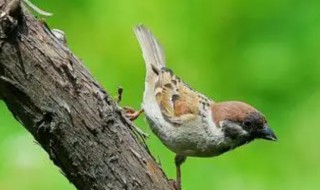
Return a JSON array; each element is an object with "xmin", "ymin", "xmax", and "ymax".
[{"xmin": 1, "ymin": 0, "xmax": 320, "ymax": 189}]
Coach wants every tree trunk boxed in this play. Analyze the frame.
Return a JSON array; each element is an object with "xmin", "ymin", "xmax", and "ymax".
[{"xmin": 0, "ymin": 1, "xmax": 173, "ymax": 190}]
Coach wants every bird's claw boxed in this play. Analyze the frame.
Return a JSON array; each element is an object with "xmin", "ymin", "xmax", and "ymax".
[
  {"xmin": 122, "ymin": 107, "xmax": 149, "ymax": 138},
  {"xmin": 123, "ymin": 106, "xmax": 143, "ymax": 121},
  {"xmin": 115, "ymin": 87, "xmax": 148, "ymax": 138}
]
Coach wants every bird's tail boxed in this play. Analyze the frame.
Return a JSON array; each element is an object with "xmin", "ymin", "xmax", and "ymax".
[{"xmin": 134, "ymin": 25, "xmax": 166, "ymax": 80}]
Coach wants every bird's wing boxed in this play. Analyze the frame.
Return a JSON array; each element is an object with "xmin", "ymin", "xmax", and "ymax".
[{"xmin": 155, "ymin": 68, "xmax": 202, "ymax": 125}]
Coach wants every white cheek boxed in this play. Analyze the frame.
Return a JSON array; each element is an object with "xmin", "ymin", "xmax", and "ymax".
[
  {"xmin": 219, "ymin": 121, "xmax": 225, "ymax": 128},
  {"xmin": 206, "ymin": 109, "xmax": 223, "ymax": 134},
  {"xmin": 239, "ymin": 129, "xmax": 249, "ymax": 135},
  {"xmin": 219, "ymin": 120, "xmax": 249, "ymax": 136}
]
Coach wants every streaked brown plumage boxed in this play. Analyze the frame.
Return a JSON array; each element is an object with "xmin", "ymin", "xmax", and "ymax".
[{"xmin": 125, "ymin": 25, "xmax": 277, "ymax": 190}]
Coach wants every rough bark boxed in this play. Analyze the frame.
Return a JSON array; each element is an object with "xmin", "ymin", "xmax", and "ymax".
[{"xmin": 0, "ymin": 1, "xmax": 173, "ymax": 190}]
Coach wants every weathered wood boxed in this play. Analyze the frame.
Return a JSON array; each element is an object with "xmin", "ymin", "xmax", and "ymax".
[{"xmin": 0, "ymin": 1, "xmax": 173, "ymax": 190}]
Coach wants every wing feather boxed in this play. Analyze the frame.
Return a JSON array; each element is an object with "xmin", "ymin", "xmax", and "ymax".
[{"xmin": 155, "ymin": 68, "xmax": 200, "ymax": 125}]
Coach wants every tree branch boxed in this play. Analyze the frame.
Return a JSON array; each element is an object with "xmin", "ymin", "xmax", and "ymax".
[{"xmin": 0, "ymin": 1, "xmax": 173, "ymax": 189}]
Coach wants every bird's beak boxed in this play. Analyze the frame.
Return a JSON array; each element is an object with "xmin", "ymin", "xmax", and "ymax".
[{"xmin": 259, "ymin": 124, "xmax": 277, "ymax": 141}]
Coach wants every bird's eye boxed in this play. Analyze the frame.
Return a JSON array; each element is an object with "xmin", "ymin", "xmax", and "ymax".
[{"xmin": 244, "ymin": 121, "xmax": 252, "ymax": 127}]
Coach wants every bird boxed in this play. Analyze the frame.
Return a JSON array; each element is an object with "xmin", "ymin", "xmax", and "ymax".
[{"xmin": 124, "ymin": 25, "xmax": 277, "ymax": 190}]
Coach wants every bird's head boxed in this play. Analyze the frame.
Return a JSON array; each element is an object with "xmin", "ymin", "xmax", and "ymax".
[{"xmin": 212, "ymin": 101, "xmax": 277, "ymax": 142}]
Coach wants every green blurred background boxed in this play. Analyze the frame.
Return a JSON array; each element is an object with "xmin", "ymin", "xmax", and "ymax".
[{"xmin": 1, "ymin": 0, "xmax": 320, "ymax": 189}]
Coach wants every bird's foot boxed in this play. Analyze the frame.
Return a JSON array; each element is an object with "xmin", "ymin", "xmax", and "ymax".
[
  {"xmin": 115, "ymin": 86, "xmax": 143, "ymax": 121},
  {"xmin": 115, "ymin": 87, "xmax": 148, "ymax": 138},
  {"xmin": 123, "ymin": 107, "xmax": 148, "ymax": 138},
  {"xmin": 123, "ymin": 106, "xmax": 144, "ymax": 121}
]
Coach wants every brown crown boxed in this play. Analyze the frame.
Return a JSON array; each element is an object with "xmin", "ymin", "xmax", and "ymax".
[{"xmin": 211, "ymin": 101, "xmax": 262, "ymax": 125}]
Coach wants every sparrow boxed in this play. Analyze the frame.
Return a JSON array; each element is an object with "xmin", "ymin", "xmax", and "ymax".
[{"xmin": 125, "ymin": 25, "xmax": 277, "ymax": 190}]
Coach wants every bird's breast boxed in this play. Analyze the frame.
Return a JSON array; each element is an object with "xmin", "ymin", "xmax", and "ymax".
[{"xmin": 144, "ymin": 107, "xmax": 231, "ymax": 157}]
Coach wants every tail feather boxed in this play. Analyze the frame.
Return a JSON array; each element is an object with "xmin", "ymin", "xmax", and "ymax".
[{"xmin": 134, "ymin": 25, "xmax": 166, "ymax": 78}]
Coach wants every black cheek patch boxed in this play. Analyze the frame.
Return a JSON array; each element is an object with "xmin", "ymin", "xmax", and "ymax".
[{"xmin": 222, "ymin": 127, "xmax": 241, "ymax": 140}]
